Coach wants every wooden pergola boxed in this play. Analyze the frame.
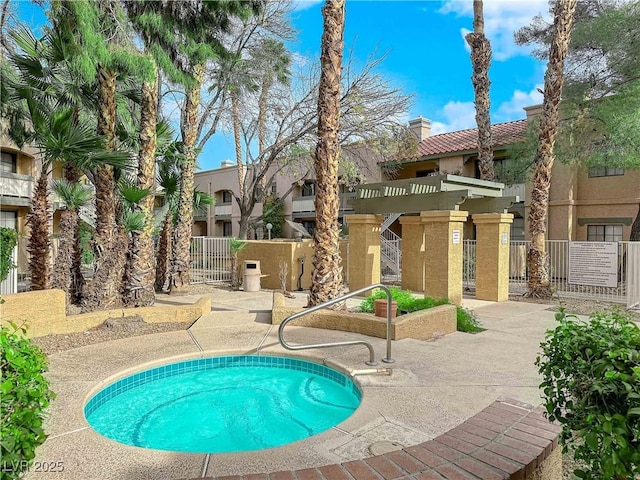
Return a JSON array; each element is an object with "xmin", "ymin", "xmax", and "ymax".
[{"xmin": 349, "ymin": 174, "xmax": 519, "ymax": 215}]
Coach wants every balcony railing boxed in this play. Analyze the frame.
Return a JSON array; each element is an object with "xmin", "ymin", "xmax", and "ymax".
[
  {"xmin": 215, "ymin": 204, "xmax": 232, "ymax": 217},
  {"xmin": 0, "ymin": 172, "xmax": 33, "ymax": 199},
  {"xmin": 292, "ymin": 192, "xmax": 356, "ymax": 214}
]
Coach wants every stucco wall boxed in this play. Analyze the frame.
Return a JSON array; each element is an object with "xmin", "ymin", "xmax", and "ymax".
[
  {"xmin": 236, "ymin": 239, "xmax": 348, "ymax": 291},
  {"xmin": 272, "ymin": 292, "xmax": 456, "ymax": 341},
  {"xmin": 0, "ymin": 289, "xmax": 211, "ymax": 338}
]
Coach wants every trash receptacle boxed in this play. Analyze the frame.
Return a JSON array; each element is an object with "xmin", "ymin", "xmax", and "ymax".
[{"xmin": 243, "ymin": 260, "xmax": 261, "ymax": 292}]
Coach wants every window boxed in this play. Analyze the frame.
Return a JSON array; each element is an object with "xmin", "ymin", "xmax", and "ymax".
[
  {"xmin": 302, "ymin": 220, "xmax": 315, "ymax": 236},
  {"xmin": 301, "ymin": 181, "xmax": 315, "ymax": 197},
  {"xmin": 222, "ymin": 190, "xmax": 233, "ymax": 204},
  {"xmin": 1, "ymin": 151, "xmax": 17, "ymax": 174},
  {"xmin": 0, "ymin": 211, "xmax": 18, "ymax": 230},
  {"xmin": 493, "ymin": 158, "xmax": 526, "ymax": 184},
  {"xmin": 271, "ymin": 183, "xmax": 277, "ymax": 195},
  {"xmin": 222, "ymin": 221, "xmax": 232, "ymax": 237},
  {"xmin": 587, "ymin": 225, "xmax": 623, "ymax": 242},
  {"xmin": 589, "ymin": 167, "xmax": 624, "ymax": 177}
]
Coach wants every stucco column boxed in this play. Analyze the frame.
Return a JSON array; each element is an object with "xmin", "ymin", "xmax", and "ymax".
[
  {"xmin": 421, "ymin": 210, "xmax": 469, "ymax": 305},
  {"xmin": 399, "ymin": 216, "xmax": 424, "ymax": 292},
  {"xmin": 473, "ymin": 213, "xmax": 514, "ymax": 302},
  {"xmin": 345, "ymin": 214, "xmax": 383, "ymax": 293}
]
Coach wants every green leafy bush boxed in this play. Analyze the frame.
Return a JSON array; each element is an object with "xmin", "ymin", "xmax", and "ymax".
[
  {"xmin": 0, "ymin": 227, "xmax": 18, "ymax": 283},
  {"xmin": 536, "ymin": 308, "xmax": 640, "ymax": 480},
  {"xmin": 0, "ymin": 324, "xmax": 55, "ymax": 480},
  {"xmin": 358, "ymin": 287, "xmax": 482, "ymax": 333},
  {"xmin": 456, "ymin": 307, "xmax": 483, "ymax": 333}
]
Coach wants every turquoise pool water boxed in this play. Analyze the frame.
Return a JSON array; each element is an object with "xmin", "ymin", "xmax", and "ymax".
[{"xmin": 84, "ymin": 355, "xmax": 361, "ymax": 453}]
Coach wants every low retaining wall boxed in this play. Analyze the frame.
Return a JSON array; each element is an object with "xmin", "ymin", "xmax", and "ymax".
[
  {"xmin": 271, "ymin": 292, "xmax": 456, "ymax": 341},
  {"xmin": 0, "ymin": 289, "xmax": 211, "ymax": 338},
  {"xmin": 201, "ymin": 398, "xmax": 562, "ymax": 480}
]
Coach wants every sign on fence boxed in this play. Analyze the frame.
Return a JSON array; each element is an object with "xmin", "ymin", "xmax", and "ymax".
[{"xmin": 568, "ymin": 241, "xmax": 618, "ymax": 288}]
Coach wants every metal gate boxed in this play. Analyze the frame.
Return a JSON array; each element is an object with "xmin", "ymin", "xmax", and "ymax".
[
  {"xmin": 190, "ymin": 236, "xmax": 232, "ymax": 284},
  {"xmin": 462, "ymin": 240, "xmax": 636, "ymax": 304}
]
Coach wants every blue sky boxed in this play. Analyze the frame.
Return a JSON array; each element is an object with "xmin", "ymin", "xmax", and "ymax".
[{"xmin": 17, "ymin": 0, "xmax": 550, "ymax": 172}]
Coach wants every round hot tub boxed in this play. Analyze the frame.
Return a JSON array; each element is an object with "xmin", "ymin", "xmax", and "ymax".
[{"xmin": 84, "ymin": 355, "xmax": 361, "ymax": 453}]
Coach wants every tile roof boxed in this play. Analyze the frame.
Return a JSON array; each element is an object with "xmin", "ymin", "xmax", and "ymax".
[{"xmin": 414, "ymin": 119, "xmax": 528, "ymax": 159}]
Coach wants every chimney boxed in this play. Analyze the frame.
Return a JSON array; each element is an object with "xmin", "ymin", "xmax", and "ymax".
[
  {"xmin": 220, "ymin": 159, "xmax": 235, "ymax": 168},
  {"xmin": 408, "ymin": 116, "xmax": 431, "ymax": 141}
]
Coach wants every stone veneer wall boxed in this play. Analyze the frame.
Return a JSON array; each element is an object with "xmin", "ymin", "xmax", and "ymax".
[{"xmin": 0, "ymin": 289, "xmax": 211, "ymax": 338}]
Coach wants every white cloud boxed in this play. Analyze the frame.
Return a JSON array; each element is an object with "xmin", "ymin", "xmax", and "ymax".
[
  {"xmin": 495, "ymin": 85, "xmax": 543, "ymax": 122},
  {"xmin": 291, "ymin": 0, "xmax": 322, "ymax": 12},
  {"xmin": 430, "ymin": 85, "xmax": 543, "ymax": 134},
  {"xmin": 430, "ymin": 101, "xmax": 477, "ymax": 135},
  {"xmin": 439, "ymin": 0, "xmax": 550, "ymax": 61}
]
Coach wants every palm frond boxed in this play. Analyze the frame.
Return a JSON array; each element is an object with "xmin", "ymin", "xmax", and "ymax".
[
  {"xmin": 122, "ymin": 209, "xmax": 146, "ymax": 234},
  {"xmin": 52, "ymin": 179, "xmax": 93, "ymax": 209},
  {"xmin": 118, "ymin": 180, "xmax": 151, "ymax": 206}
]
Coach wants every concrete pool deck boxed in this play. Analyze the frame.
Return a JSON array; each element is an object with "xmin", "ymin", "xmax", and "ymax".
[{"xmin": 26, "ymin": 291, "xmax": 561, "ymax": 480}]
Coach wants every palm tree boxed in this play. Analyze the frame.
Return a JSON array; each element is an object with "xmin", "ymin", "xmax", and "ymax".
[
  {"xmin": 51, "ymin": 179, "xmax": 92, "ymax": 306},
  {"xmin": 308, "ymin": 0, "xmax": 346, "ymax": 307},
  {"xmin": 253, "ymin": 39, "xmax": 291, "ymax": 192},
  {"xmin": 119, "ymin": 180, "xmax": 154, "ymax": 306},
  {"xmin": 527, "ymin": 0, "xmax": 578, "ymax": 298},
  {"xmin": 229, "ymin": 238, "xmax": 247, "ymax": 289},
  {"xmin": 6, "ymin": 25, "xmax": 130, "ymax": 296},
  {"xmin": 466, "ymin": 0, "xmax": 494, "ymax": 181}
]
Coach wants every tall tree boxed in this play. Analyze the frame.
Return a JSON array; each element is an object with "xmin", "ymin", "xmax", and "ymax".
[
  {"xmin": 517, "ymin": 0, "xmax": 640, "ymax": 240},
  {"xmin": 50, "ymin": 0, "xmax": 154, "ymax": 311},
  {"xmin": 526, "ymin": 0, "xmax": 578, "ymax": 298},
  {"xmin": 308, "ymin": 0, "xmax": 346, "ymax": 306},
  {"xmin": 51, "ymin": 179, "xmax": 92, "ymax": 306},
  {"xmin": 156, "ymin": 0, "xmax": 263, "ymax": 294},
  {"xmin": 466, "ymin": 0, "xmax": 494, "ymax": 181}
]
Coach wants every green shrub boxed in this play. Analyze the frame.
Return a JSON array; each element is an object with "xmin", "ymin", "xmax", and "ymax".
[
  {"xmin": 456, "ymin": 307, "xmax": 483, "ymax": 333},
  {"xmin": 536, "ymin": 308, "xmax": 640, "ymax": 480},
  {"xmin": 358, "ymin": 287, "xmax": 420, "ymax": 313},
  {"xmin": 0, "ymin": 227, "xmax": 18, "ymax": 283},
  {"xmin": 357, "ymin": 288, "xmax": 482, "ymax": 333},
  {"xmin": 0, "ymin": 324, "xmax": 55, "ymax": 480}
]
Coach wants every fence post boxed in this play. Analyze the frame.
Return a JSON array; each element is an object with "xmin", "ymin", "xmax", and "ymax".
[
  {"xmin": 421, "ymin": 210, "xmax": 469, "ymax": 305},
  {"xmin": 400, "ymin": 216, "xmax": 424, "ymax": 292},
  {"xmin": 344, "ymin": 214, "xmax": 383, "ymax": 293},
  {"xmin": 473, "ymin": 213, "xmax": 513, "ymax": 302}
]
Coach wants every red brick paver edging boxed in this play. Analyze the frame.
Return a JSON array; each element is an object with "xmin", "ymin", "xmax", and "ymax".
[{"xmin": 198, "ymin": 398, "xmax": 561, "ymax": 480}]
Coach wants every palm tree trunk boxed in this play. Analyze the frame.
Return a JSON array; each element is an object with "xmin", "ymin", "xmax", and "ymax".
[
  {"xmin": 62, "ymin": 164, "xmax": 84, "ymax": 303},
  {"xmin": 155, "ymin": 213, "xmax": 172, "ymax": 292},
  {"xmin": 124, "ymin": 71, "xmax": 157, "ymax": 307},
  {"xmin": 83, "ymin": 67, "xmax": 121, "ymax": 311},
  {"xmin": 308, "ymin": 0, "xmax": 346, "ymax": 307},
  {"xmin": 258, "ymin": 75, "xmax": 271, "ymax": 194},
  {"xmin": 527, "ymin": 0, "xmax": 577, "ymax": 298},
  {"xmin": 26, "ymin": 173, "xmax": 51, "ymax": 291},
  {"xmin": 466, "ymin": 0, "xmax": 494, "ymax": 181},
  {"xmin": 231, "ymin": 88, "xmax": 246, "ymax": 203},
  {"xmin": 51, "ymin": 208, "xmax": 77, "ymax": 309},
  {"xmin": 170, "ymin": 64, "xmax": 204, "ymax": 294}
]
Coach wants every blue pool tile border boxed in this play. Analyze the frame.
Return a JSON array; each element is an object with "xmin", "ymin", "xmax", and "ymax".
[{"xmin": 85, "ymin": 355, "xmax": 361, "ymax": 418}]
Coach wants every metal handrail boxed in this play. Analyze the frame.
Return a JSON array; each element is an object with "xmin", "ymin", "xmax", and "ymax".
[{"xmin": 277, "ymin": 283, "xmax": 395, "ymax": 366}]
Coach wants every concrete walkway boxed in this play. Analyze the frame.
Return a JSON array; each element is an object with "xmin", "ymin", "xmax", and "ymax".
[{"xmin": 26, "ymin": 291, "xmax": 560, "ymax": 480}]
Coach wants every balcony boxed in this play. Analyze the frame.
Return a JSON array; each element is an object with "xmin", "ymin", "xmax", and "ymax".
[
  {"xmin": 292, "ymin": 192, "xmax": 355, "ymax": 218},
  {"xmin": 193, "ymin": 205, "xmax": 209, "ymax": 220},
  {"xmin": 0, "ymin": 172, "xmax": 33, "ymax": 207},
  {"xmin": 214, "ymin": 203, "xmax": 232, "ymax": 219}
]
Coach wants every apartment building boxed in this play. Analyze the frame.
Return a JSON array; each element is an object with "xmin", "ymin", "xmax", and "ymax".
[
  {"xmin": 194, "ymin": 152, "xmax": 382, "ymax": 239},
  {"xmin": 375, "ymin": 106, "xmax": 639, "ymax": 241}
]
